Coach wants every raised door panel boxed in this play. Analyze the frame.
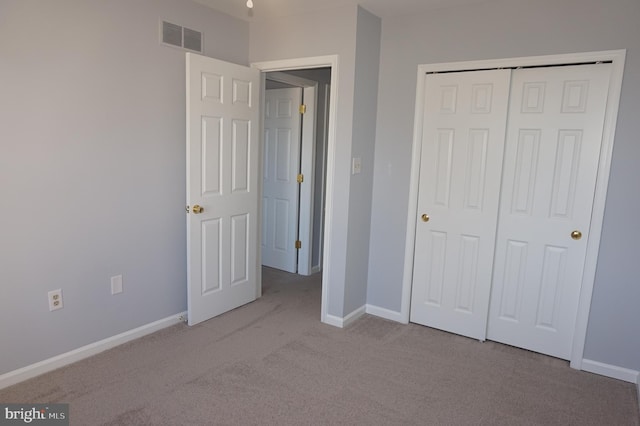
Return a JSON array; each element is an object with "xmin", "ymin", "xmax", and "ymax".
[
  {"xmin": 463, "ymin": 129, "xmax": 489, "ymax": 211},
  {"xmin": 495, "ymin": 240, "xmax": 528, "ymax": 322},
  {"xmin": 454, "ymin": 235, "xmax": 480, "ymax": 313},
  {"xmin": 275, "ymin": 129, "xmax": 292, "ymax": 182},
  {"xmin": 201, "ymin": 218, "xmax": 222, "ymax": 294},
  {"xmin": 433, "ymin": 129, "xmax": 454, "ymax": 207},
  {"xmin": 231, "ymin": 214, "xmax": 249, "ymax": 285},
  {"xmin": 231, "ymin": 120, "xmax": 250, "ymax": 193},
  {"xmin": 201, "ymin": 117, "xmax": 222, "ymax": 196}
]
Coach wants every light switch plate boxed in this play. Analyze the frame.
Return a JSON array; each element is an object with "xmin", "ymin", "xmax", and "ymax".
[
  {"xmin": 111, "ymin": 275, "xmax": 123, "ymax": 295},
  {"xmin": 352, "ymin": 157, "xmax": 362, "ymax": 175}
]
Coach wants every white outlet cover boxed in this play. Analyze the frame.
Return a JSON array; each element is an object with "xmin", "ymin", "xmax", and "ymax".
[
  {"xmin": 48, "ymin": 289, "xmax": 63, "ymax": 311},
  {"xmin": 111, "ymin": 275, "xmax": 123, "ymax": 295}
]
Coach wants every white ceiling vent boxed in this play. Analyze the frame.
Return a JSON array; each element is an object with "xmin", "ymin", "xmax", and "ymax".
[{"xmin": 161, "ymin": 20, "xmax": 203, "ymax": 53}]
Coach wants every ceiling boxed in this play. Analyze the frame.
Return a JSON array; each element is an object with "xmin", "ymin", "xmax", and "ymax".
[{"xmin": 192, "ymin": 0, "xmax": 492, "ymax": 22}]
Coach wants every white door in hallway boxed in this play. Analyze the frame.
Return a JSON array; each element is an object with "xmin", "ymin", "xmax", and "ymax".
[
  {"xmin": 186, "ymin": 53, "xmax": 260, "ymax": 326},
  {"xmin": 410, "ymin": 69, "xmax": 511, "ymax": 340},
  {"xmin": 487, "ymin": 64, "xmax": 611, "ymax": 359},
  {"xmin": 262, "ymin": 88, "xmax": 303, "ymax": 273}
]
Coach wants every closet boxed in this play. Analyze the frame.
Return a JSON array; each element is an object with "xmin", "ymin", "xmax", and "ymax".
[{"xmin": 409, "ymin": 62, "xmax": 612, "ymax": 360}]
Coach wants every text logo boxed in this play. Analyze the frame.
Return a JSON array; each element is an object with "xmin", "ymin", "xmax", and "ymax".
[{"xmin": 0, "ymin": 404, "xmax": 68, "ymax": 426}]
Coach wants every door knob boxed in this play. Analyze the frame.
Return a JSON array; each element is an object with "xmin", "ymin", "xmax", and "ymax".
[
  {"xmin": 571, "ymin": 230, "xmax": 582, "ymax": 240},
  {"xmin": 192, "ymin": 205, "xmax": 204, "ymax": 214},
  {"xmin": 421, "ymin": 214, "xmax": 430, "ymax": 222}
]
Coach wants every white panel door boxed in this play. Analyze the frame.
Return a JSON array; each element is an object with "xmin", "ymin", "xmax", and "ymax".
[
  {"xmin": 410, "ymin": 70, "xmax": 511, "ymax": 340},
  {"xmin": 487, "ymin": 64, "xmax": 611, "ymax": 359},
  {"xmin": 186, "ymin": 53, "xmax": 260, "ymax": 326},
  {"xmin": 262, "ymin": 88, "xmax": 302, "ymax": 273}
]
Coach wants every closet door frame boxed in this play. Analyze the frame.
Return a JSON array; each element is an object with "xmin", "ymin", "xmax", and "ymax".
[{"xmin": 401, "ymin": 50, "xmax": 626, "ymax": 370}]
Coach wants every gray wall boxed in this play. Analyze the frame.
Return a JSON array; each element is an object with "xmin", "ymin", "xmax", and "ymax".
[
  {"xmin": 367, "ymin": 0, "xmax": 640, "ymax": 370},
  {"xmin": 250, "ymin": 6, "xmax": 359, "ymax": 317},
  {"xmin": 344, "ymin": 8, "xmax": 381, "ymax": 315},
  {"xmin": 0, "ymin": 0, "xmax": 249, "ymax": 375},
  {"xmin": 250, "ymin": 6, "xmax": 381, "ymax": 318}
]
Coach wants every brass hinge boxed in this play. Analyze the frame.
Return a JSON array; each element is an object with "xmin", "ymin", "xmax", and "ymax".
[
  {"xmin": 295, "ymin": 240, "xmax": 302, "ymax": 249},
  {"xmin": 297, "ymin": 174, "xmax": 304, "ymax": 184},
  {"xmin": 299, "ymin": 104, "xmax": 306, "ymax": 114}
]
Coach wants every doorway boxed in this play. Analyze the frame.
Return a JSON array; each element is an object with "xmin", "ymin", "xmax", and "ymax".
[
  {"xmin": 186, "ymin": 55, "xmax": 338, "ymax": 327},
  {"xmin": 253, "ymin": 56, "xmax": 339, "ymax": 325},
  {"xmin": 262, "ymin": 68, "xmax": 331, "ymax": 276}
]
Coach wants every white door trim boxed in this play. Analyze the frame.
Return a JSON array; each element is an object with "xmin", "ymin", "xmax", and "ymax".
[
  {"xmin": 252, "ymin": 56, "xmax": 338, "ymax": 325},
  {"xmin": 312, "ymin": 82, "xmax": 331, "ymax": 274},
  {"xmin": 401, "ymin": 50, "xmax": 626, "ymax": 369},
  {"xmin": 297, "ymin": 84, "xmax": 317, "ymax": 275},
  {"xmin": 267, "ymin": 71, "xmax": 317, "ymax": 89}
]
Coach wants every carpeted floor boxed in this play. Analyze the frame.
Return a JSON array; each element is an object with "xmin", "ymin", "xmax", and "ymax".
[{"xmin": 1, "ymin": 267, "xmax": 638, "ymax": 425}]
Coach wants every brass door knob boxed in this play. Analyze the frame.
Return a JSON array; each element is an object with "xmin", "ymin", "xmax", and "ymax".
[
  {"xmin": 192, "ymin": 205, "xmax": 204, "ymax": 214},
  {"xmin": 421, "ymin": 214, "xmax": 430, "ymax": 222},
  {"xmin": 571, "ymin": 230, "xmax": 582, "ymax": 240}
]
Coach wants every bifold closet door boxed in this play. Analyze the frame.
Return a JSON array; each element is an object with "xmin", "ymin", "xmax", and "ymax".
[
  {"xmin": 487, "ymin": 64, "xmax": 611, "ymax": 360},
  {"xmin": 410, "ymin": 69, "xmax": 511, "ymax": 340}
]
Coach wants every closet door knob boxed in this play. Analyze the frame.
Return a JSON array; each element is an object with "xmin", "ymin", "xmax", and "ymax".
[
  {"xmin": 571, "ymin": 230, "xmax": 582, "ymax": 240},
  {"xmin": 421, "ymin": 214, "xmax": 430, "ymax": 222}
]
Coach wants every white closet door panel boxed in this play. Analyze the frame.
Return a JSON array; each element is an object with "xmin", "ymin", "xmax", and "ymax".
[
  {"xmin": 410, "ymin": 69, "xmax": 511, "ymax": 340},
  {"xmin": 488, "ymin": 64, "xmax": 611, "ymax": 359}
]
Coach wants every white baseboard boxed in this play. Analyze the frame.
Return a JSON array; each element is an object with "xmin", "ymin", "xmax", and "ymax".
[
  {"xmin": 365, "ymin": 304, "xmax": 406, "ymax": 323},
  {"xmin": 0, "ymin": 311, "xmax": 187, "ymax": 390},
  {"xmin": 323, "ymin": 314, "xmax": 344, "ymax": 328},
  {"xmin": 323, "ymin": 305, "xmax": 366, "ymax": 328},
  {"xmin": 343, "ymin": 305, "xmax": 366, "ymax": 327},
  {"xmin": 311, "ymin": 265, "xmax": 321, "ymax": 274},
  {"xmin": 581, "ymin": 359, "xmax": 640, "ymax": 383}
]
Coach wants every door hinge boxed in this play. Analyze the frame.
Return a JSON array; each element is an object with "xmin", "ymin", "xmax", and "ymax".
[
  {"xmin": 295, "ymin": 240, "xmax": 302, "ymax": 249},
  {"xmin": 299, "ymin": 104, "xmax": 306, "ymax": 114},
  {"xmin": 297, "ymin": 174, "xmax": 304, "ymax": 184}
]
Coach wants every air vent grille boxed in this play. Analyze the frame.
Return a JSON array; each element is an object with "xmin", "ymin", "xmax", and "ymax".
[
  {"xmin": 161, "ymin": 21, "xmax": 203, "ymax": 53},
  {"xmin": 183, "ymin": 28, "xmax": 202, "ymax": 53},
  {"xmin": 162, "ymin": 21, "xmax": 182, "ymax": 48}
]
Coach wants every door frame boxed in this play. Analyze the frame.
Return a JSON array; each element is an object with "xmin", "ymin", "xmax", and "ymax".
[
  {"xmin": 313, "ymin": 82, "xmax": 331, "ymax": 274},
  {"xmin": 252, "ymin": 56, "xmax": 338, "ymax": 325},
  {"xmin": 265, "ymin": 71, "xmax": 319, "ymax": 276},
  {"xmin": 400, "ymin": 50, "xmax": 626, "ymax": 369}
]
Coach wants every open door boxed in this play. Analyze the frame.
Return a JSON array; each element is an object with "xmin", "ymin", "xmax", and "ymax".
[
  {"xmin": 262, "ymin": 71, "xmax": 321, "ymax": 276},
  {"xmin": 262, "ymin": 87, "xmax": 303, "ymax": 273},
  {"xmin": 186, "ymin": 53, "xmax": 261, "ymax": 326}
]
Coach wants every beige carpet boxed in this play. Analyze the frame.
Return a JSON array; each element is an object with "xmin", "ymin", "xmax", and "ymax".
[{"xmin": 1, "ymin": 267, "xmax": 638, "ymax": 425}]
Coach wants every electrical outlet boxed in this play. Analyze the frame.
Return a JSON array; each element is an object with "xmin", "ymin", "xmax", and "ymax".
[
  {"xmin": 48, "ymin": 289, "xmax": 63, "ymax": 311},
  {"xmin": 111, "ymin": 275, "xmax": 123, "ymax": 295}
]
